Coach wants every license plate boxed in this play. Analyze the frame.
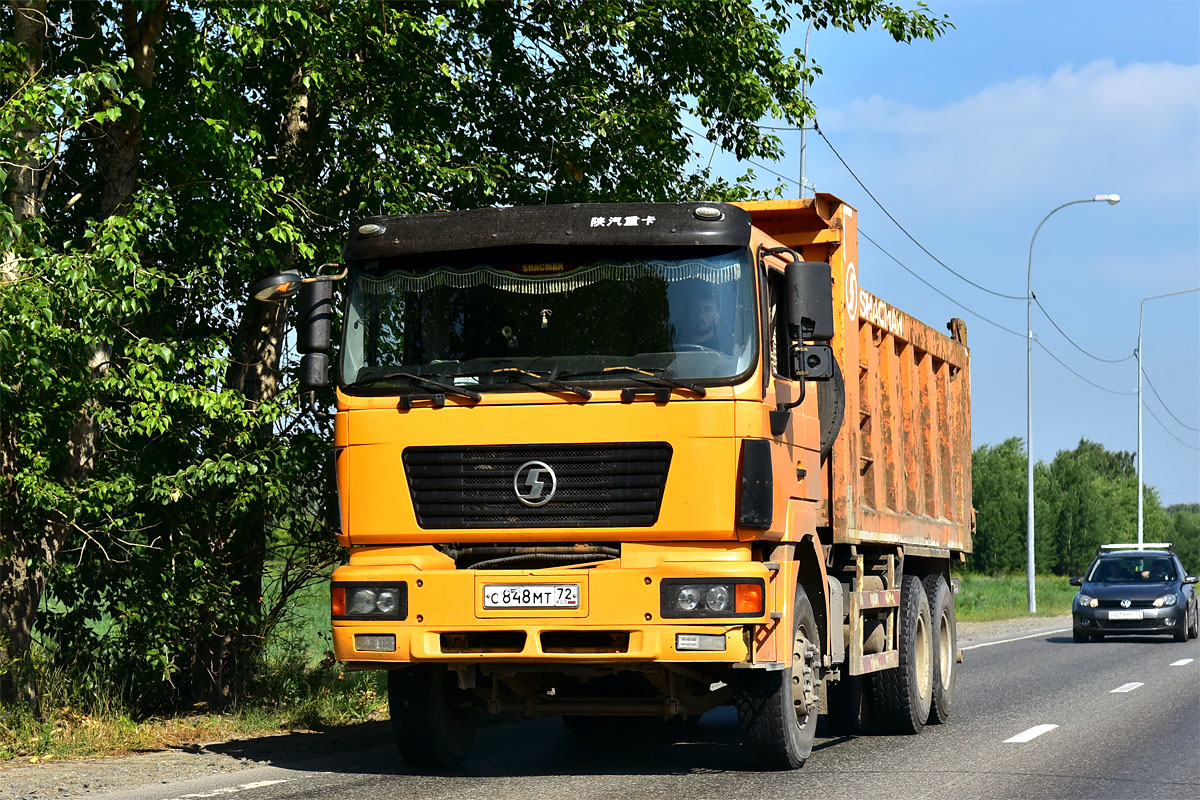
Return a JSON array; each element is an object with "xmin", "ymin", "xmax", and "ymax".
[
  {"xmin": 483, "ymin": 583, "xmax": 580, "ymax": 609},
  {"xmin": 1108, "ymin": 609, "xmax": 1144, "ymax": 620}
]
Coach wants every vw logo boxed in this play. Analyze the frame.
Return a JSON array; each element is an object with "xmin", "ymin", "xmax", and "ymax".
[
  {"xmin": 514, "ymin": 460, "xmax": 556, "ymax": 507},
  {"xmin": 1120, "ymin": 598, "xmax": 1132, "ymax": 608}
]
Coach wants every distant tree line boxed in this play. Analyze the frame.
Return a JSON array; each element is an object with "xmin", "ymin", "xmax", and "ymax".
[{"xmin": 971, "ymin": 438, "xmax": 1200, "ymax": 576}]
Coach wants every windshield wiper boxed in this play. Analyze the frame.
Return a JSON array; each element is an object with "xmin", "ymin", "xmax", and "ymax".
[
  {"xmin": 344, "ymin": 371, "xmax": 482, "ymax": 402},
  {"xmin": 461, "ymin": 368, "xmax": 592, "ymax": 400},
  {"xmin": 556, "ymin": 366, "xmax": 706, "ymax": 399}
]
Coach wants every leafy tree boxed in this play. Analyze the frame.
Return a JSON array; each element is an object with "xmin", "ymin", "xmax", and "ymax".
[
  {"xmin": 969, "ymin": 438, "xmax": 1027, "ymax": 574},
  {"xmin": 2, "ymin": 0, "xmax": 952, "ymax": 712}
]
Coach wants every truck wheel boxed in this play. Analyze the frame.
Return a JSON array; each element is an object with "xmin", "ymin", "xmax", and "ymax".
[
  {"xmin": 737, "ymin": 584, "xmax": 822, "ymax": 769},
  {"xmin": 922, "ymin": 574, "xmax": 956, "ymax": 724},
  {"xmin": 388, "ymin": 666, "xmax": 478, "ymax": 769},
  {"xmin": 818, "ymin": 358, "xmax": 845, "ymax": 459},
  {"xmin": 872, "ymin": 573, "xmax": 933, "ymax": 734},
  {"xmin": 823, "ymin": 673, "xmax": 872, "ymax": 735}
]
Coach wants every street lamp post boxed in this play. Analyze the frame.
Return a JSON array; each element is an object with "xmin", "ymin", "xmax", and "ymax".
[
  {"xmin": 1026, "ymin": 194, "xmax": 1120, "ymax": 613},
  {"xmin": 799, "ymin": 20, "xmax": 814, "ymax": 199},
  {"xmin": 1137, "ymin": 287, "xmax": 1200, "ymax": 544}
]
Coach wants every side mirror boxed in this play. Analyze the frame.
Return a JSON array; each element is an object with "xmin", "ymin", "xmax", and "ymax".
[
  {"xmin": 297, "ymin": 280, "xmax": 334, "ymax": 353},
  {"xmin": 788, "ymin": 343, "xmax": 834, "ymax": 381},
  {"xmin": 1069, "ymin": 576, "xmax": 1083, "ymax": 586},
  {"xmin": 785, "ymin": 260, "xmax": 834, "ymax": 342},
  {"xmin": 1184, "ymin": 575, "xmax": 1199, "ymax": 585}
]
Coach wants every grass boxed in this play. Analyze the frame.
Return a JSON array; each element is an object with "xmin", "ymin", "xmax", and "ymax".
[
  {"xmin": 0, "ymin": 581, "xmax": 389, "ymax": 762},
  {"xmin": 956, "ymin": 573, "xmax": 1078, "ymax": 622}
]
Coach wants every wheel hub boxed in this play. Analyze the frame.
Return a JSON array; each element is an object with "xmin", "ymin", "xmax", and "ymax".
[{"xmin": 791, "ymin": 638, "xmax": 820, "ymax": 715}]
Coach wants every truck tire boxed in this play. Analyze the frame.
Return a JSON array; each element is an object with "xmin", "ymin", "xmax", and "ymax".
[
  {"xmin": 737, "ymin": 584, "xmax": 822, "ymax": 769},
  {"xmin": 388, "ymin": 666, "xmax": 478, "ymax": 769},
  {"xmin": 871, "ymin": 573, "xmax": 933, "ymax": 734},
  {"xmin": 823, "ymin": 673, "xmax": 872, "ymax": 735},
  {"xmin": 922, "ymin": 574, "xmax": 956, "ymax": 724}
]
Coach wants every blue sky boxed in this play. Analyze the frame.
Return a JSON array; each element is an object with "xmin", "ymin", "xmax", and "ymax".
[{"xmin": 706, "ymin": 0, "xmax": 1200, "ymax": 506}]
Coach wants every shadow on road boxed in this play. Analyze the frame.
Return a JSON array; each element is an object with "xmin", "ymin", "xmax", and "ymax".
[
  {"xmin": 198, "ymin": 707, "xmax": 864, "ymax": 778},
  {"xmin": 1045, "ymin": 634, "xmax": 1192, "ymax": 644}
]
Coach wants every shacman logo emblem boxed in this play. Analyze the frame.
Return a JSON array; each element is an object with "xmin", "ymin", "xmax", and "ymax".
[
  {"xmin": 514, "ymin": 460, "xmax": 557, "ymax": 507},
  {"xmin": 1120, "ymin": 598, "xmax": 1132, "ymax": 608}
]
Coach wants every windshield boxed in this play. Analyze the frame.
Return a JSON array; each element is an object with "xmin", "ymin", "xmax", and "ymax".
[
  {"xmin": 1087, "ymin": 557, "xmax": 1176, "ymax": 583},
  {"xmin": 340, "ymin": 248, "xmax": 757, "ymax": 392}
]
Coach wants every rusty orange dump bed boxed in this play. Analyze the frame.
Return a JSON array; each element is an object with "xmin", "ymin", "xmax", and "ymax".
[{"xmin": 739, "ymin": 196, "xmax": 972, "ymax": 554}]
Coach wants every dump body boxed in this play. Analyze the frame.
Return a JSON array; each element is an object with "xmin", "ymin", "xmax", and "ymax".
[{"xmin": 740, "ymin": 197, "xmax": 973, "ymax": 554}]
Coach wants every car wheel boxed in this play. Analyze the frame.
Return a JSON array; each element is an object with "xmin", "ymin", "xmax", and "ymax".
[
  {"xmin": 1188, "ymin": 604, "xmax": 1199, "ymax": 640},
  {"xmin": 1072, "ymin": 629, "xmax": 1089, "ymax": 643}
]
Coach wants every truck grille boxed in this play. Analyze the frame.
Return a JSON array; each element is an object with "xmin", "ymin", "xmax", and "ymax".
[{"xmin": 403, "ymin": 443, "xmax": 671, "ymax": 529}]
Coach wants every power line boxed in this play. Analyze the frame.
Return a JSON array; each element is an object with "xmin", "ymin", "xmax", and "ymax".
[
  {"xmin": 1143, "ymin": 399, "xmax": 1200, "ymax": 451},
  {"xmin": 1142, "ymin": 366, "xmax": 1200, "ymax": 432},
  {"xmin": 1035, "ymin": 340, "xmax": 1136, "ymax": 396},
  {"xmin": 859, "ymin": 229, "xmax": 1024, "ymax": 339},
  {"xmin": 1033, "ymin": 296, "xmax": 1134, "ymax": 364},
  {"xmin": 814, "ymin": 125, "xmax": 1026, "ymax": 301}
]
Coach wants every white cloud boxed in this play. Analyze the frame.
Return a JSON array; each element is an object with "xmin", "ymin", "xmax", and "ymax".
[{"xmin": 820, "ymin": 60, "xmax": 1200, "ymax": 210}]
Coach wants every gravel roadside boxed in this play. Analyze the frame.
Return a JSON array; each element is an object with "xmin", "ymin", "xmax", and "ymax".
[{"xmin": 1, "ymin": 615, "xmax": 1076, "ymax": 799}]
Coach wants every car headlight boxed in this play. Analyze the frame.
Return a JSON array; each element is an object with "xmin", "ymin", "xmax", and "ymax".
[
  {"xmin": 660, "ymin": 579, "xmax": 764, "ymax": 618},
  {"xmin": 1076, "ymin": 594, "xmax": 1098, "ymax": 608},
  {"xmin": 1153, "ymin": 594, "xmax": 1177, "ymax": 608},
  {"xmin": 332, "ymin": 583, "xmax": 407, "ymax": 619}
]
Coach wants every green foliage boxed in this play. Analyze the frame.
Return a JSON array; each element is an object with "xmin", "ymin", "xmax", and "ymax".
[{"xmin": 970, "ymin": 438, "xmax": 1189, "ymax": 577}]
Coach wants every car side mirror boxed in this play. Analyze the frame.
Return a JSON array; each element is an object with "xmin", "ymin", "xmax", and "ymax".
[
  {"xmin": 1184, "ymin": 575, "xmax": 1199, "ymax": 585},
  {"xmin": 1069, "ymin": 577, "xmax": 1083, "ymax": 586}
]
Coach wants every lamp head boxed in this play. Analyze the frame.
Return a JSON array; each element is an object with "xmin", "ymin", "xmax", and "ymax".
[
  {"xmin": 1094, "ymin": 194, "xmax": 1121, "ymax": 205},
  {"xmin": 250, "ymin": 270, "xmax": 304, "ymax": 303}
]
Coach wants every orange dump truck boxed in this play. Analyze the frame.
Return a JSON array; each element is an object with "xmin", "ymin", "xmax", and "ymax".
[{"xmin": 253, "ymin": 193, "xmax": 972, "ymax": 770}]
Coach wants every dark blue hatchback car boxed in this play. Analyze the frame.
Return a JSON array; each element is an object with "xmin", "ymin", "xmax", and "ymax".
[{"xmin": 1070, "ymin": 544, "xmax": 1199, "ymax": 642}]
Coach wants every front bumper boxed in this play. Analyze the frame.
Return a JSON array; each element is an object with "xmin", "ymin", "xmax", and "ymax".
[
  {"xmin": 1073, "ymin": 605, "xmax": 1185, "ymax": 635},
  {"xmin": 331, "ymin": 560, "xmax": 772, "ymax": 667}
]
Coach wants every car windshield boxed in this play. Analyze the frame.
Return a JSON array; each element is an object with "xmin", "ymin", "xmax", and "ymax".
[
  {"xmin": 1087, "ymin": 556, "xmax": 1176, "ymax": 583},
  {"xmin": 340, "ymin": 248, "xmax": 757, "ymax": 392}
]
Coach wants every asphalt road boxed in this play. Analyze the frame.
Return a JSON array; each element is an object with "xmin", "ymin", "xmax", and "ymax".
[{"xmin": 23, "ymin": 626, "xmax": 1200, "ymax": 800}]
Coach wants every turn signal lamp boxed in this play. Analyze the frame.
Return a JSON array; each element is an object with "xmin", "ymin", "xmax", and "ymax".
[
  {"xmin": 736, "ymin": 583, "xmax": 764, "ymax": 614},
  {"xmin": 332, "ymin": 586, "xmax": 346, "ymax": 616}
]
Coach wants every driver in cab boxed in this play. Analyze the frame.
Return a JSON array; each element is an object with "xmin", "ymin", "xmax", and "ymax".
[{"xmin": 675, "ymin": 283, "xmax": 720, "ymax": 350}]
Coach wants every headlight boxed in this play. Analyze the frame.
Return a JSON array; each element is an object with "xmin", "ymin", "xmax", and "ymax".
[
  {"xmin": 1076, "ymin": 594, "xmax": 1098, "ymax": 608},
  {"xmin": 660, "ymin": 579, "xmax": 765, "ymax": 618},
  {"xmin": 1153, "ymin": 594, "xmax": 1177, "ymax": 608},
  {"xmin": 332, "ymin": 583, "xmax": 407, "ymax": 619}
]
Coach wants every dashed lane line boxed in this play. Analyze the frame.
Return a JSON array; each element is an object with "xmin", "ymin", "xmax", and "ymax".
[
  {"xmin": 1110, "ymin": 682, "xmax": 1144, "ymax": 693},
  {"xmin": 1169, "ymin": 658, "xmax": 1193, "ymax": 666},
  {"xmin": 1004, "ymin": 724, "xmax": 1058, "ymax": 743}
]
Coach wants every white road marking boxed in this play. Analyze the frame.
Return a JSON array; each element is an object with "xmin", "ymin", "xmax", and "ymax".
[
  {"xmin": 1110, "ymin": 682, "xmax": 1144, "ymax": 693},
  {"xmin": 164, "ymin": 779, "xmax": 290, "ymax": 800},
  {"xmin": 960, "ymin": 628, "xmax": 1071, "ymax": 651},
  {"xmin": 1004, "ymin": 723, "xmax": 1058, "ymax": 743},
  {"xmin": 1170, "ymin": 658, "xmax": 1194, "ymax": 666}
]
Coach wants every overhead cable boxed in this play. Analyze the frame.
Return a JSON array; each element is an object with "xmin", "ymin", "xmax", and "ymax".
[
  {"xmin": 1143, "ymin": 401, "xmax": 1200, "ymax": 451},
  {"xmin": 859, "ymin": 229, "xmax": 1024, "ymax": 339},
  {"xmin": 1142, "ymin": 367, "xmax": 1200, "ymax": 432},
  {"xmin": 1035, "ymin": 341, "xmax": 1136, "ymax": 396},
  {"xmin": 1033, "ymin": 296, "xmax": 1134, "ymax": 364},
  {"xmin": 815, "ymin": 124, "xmax": 1025, "ymax": 300}
]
